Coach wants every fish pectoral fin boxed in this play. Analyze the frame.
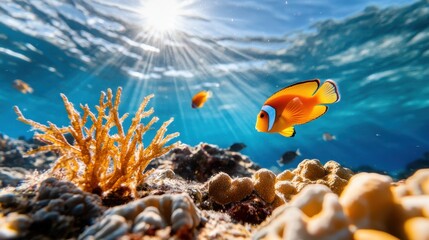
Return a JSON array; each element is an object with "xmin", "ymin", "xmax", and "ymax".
[
  {"xmin": 267, "ymin": 79, "xmax": 320, "ymax": 101},
  {"xmin": 282, "ymin": 97, "xmax": 306, "ymax": 123},
  {"xmin": 297, "ymin": 105, "xmax": 328, "ymax": 124},
  {"xmin": 279, "ymin": 127, "xmax": 296, "ymax": 137}
]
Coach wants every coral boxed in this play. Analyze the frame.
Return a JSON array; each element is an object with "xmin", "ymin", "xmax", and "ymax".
[
  {"xmin": 404, "ymin": 169, "xmax": 429, "ymax": 195},
  {"xmin": 207, "ymin": 172, "xmax": 254, "ymax": 205},
  {"xmin": 253, "ymin": 184, "xmax": 351, "ymax": 240},
  {"xmin": 339, "ymin": 172, "xmax": 394, "ymax": 231},
  {"xmin": 14, "ymin": 87, "xmax": 179, "ymax": 194},
  {"xmin": 79, "ymin": 194, "xmax": 202, "ymax": 239},
  {"xmin": 149, "ymin": 143, "xmax": 261, "ymax": 182},
  {"xmin": 274, "ymin": 159, "xmax": 353, "ymax": 203},
  {"xmin": 295, "ymin": 159, "xmax": 326, "ymax": 181},
  {"xmin": 404, "ymin": 217, "xmax": 429, "ymax": 240},
  {"xmin": 276, "ymin": 170, "xmax": 294, "ymax": 181},
  {"xmin": 353, "ymin": 229, "xmax": 399, "ymax": 240},
  {"xmin": 253, "ymin": 169, "xmax": 276, "ymax": 203},
  {"xmin": 388, "ymin": 169, "xmax": 429, "ymax": 239}
]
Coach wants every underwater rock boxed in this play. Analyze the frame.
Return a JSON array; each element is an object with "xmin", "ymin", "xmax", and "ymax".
[
  {"xmin": 149, "ymin": 143, "xmax": 261, "ymax": 182},
  {"xmin": 228, "ymin": 194, "xmax": 272, "ymax": 225},
  {"xmin": 208, "ymin": 172, "xmax": 254, "ymax": 205},
  {"xmin": 0, "ymin": 167, "xmax": 30, "ymax": 188},
  {"xmin": 197, "ymin": 210, "xmax": 252, "ymax": 239},
  {"xmin": 79, "ymin": 193, "xmax": 202, "ymax": 240},
  {"xmin": 253, "ymin": 184, "xmax": 351, "ymax": 240},
  {"xmin": 0, "ymin": 177, "xmax": 104, "ymax": 239},
  {"xmin": 0, "ymin": 133, "xmax": 55, "ymax": 171},
  {"xmin": 0, "ymin": 212, "xmax": 32, "ymax": 239}
]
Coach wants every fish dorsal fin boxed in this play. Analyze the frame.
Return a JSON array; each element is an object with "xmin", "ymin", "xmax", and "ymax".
[
  {"xmin": 297, "ymin": 105, "xmax": 328, "ymax": 125},
  {"xmin": 279, "ymin": 127, "xmax": 296, "ymax": 137},
  {"xmin": 282, "ymin": 97, "xmax": 307, "ymax": 123},
  {"xmin": 268, "ymin": 79, "xmax": 320, "ymax": 101}
]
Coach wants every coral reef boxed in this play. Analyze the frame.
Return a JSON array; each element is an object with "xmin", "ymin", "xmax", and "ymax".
[
  {"xmin": 79, "ymin": 193, "xmax": 203, "ymax": 239},
  {"xmin": 149, "ymin": 143, "xmax": 261, "ymax": 182},
  {"xmin": 254, "ymin": 169, "xmax": 429, "ymax": 240},
  {"xmin": 14, "ymin": 88, "xmax": 179, "ymax": 195},
  {"xmin": 2, "ymin": 134, "xmax": 429, "ymax": 239}
]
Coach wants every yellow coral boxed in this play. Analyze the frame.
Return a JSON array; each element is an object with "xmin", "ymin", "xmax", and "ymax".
[
  {"xmin": 253, "ymin": 169, "xmax": 276, "ymax": 203},
  {"xmin": 208, "ymin": 172, "xmax": 253, "ymax": 205},
  {"xmin": 14, "ymin": 87, "xmax": 179, "ymax": 194}
]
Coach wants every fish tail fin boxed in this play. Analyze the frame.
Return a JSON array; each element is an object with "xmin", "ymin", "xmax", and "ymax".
[
  {"xmin": 315, "ymin": 80, "xmax": 340, "ymax": 104},
  {"xmin": 207, "ymin": 90, "xmax": 213, "ymax": 98},
  {"xmin": 296, "ymin": 148, "xmax": 301, "ymax": 156}
]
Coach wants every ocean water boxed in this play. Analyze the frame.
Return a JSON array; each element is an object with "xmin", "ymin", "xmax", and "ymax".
[{"xmin": 0, "ymin": 0, "xmax": 428, "ymax": 176}]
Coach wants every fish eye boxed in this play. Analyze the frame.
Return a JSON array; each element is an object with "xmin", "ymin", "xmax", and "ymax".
[{"xmin": 259, "ymin": 113, "xmax": 265, "ymax": 118}]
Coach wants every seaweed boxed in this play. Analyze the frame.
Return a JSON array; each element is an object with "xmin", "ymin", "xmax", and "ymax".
[{"xmin": 13, "ymin": 87, "xmax": 179, "ymax": 195}]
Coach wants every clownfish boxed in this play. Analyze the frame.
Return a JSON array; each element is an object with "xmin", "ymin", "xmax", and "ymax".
[
  {"xmin": 13, "ymin": 79, "xmax": 33, "ymax": 94},
  {"xmin": 191, "ymin": 90, "xmax": 212, "ymax": 108},
  {"xmin": 255, "ymin": 79, "xmax": 340, "ymax": 137}
]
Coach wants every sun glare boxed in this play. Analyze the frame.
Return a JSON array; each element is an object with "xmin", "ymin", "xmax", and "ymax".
[{"xmin": 142, "ymin": 0, "xmax": 181, "ymax": 33}]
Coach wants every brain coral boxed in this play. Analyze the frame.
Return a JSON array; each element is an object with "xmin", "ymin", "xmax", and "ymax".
[
  {"xmin": 79, "ymin": 194, "xmax": 202, "ymax": 240},
  {"xmin": 275, "ymin": 159, "xmax": 353, "ymax": 203},
  {"xmin": 253, "ymin": 169, "xmax": 429, "ymax": 240},
  {"xmin": 253, "ymin": 169, "xmax": 276, "ymax": 203},
  {"xmin": 253, "ymin": 184, "xmax": 351, "ymax": 240},
  {"xmin": 207, "ymin": 172, "xmax": 254, "ymax": 205},
  {"xmin": 339, "ymin": 172, "xmax": 394, "ymax": 231}
]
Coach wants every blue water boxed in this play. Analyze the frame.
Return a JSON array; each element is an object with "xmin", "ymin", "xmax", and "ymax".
[{"xmin": 1, "ymin": 0, "xmax": 428, "ymax": 175}]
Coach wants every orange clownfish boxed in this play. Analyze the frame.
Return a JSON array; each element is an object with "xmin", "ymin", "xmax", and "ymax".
[
  {"xmin": 255, "ymin": 79, "xmax": 340, "ymax": 137},
  {"xmin": 13, "ymin": 79, "xmax": 33, "ymax": 94},
  {"xmin": 192, "ymin": 90, "xmax": 212, "ymax": 108}
]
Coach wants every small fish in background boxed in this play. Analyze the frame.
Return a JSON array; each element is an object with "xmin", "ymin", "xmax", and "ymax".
[
  {"xmin": 322, "ymin": 132, "xmax": 336, "ymax": 141},
  {"xmin": 277, "ymin": 149, "xmax": 301, "ymax": 166},
  {"xmin": 255, "ymin": 79, "xmax": 340, "ymax": 137},
  {"xmin": 228, "ymin": 142, "xmax": 247, "ymax": 152},
  {"xmin": 191, "ymin": 90, "xmax": 212, "ymax": 108},
  {"xmin": 13, "ymin": 79, "xmax": 33, "ymax": 94}
]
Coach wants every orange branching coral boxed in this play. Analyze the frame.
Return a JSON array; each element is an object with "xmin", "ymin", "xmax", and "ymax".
[{"xmin": 13, "ymin": 87, "xmax": 179, "ymax": 194}]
